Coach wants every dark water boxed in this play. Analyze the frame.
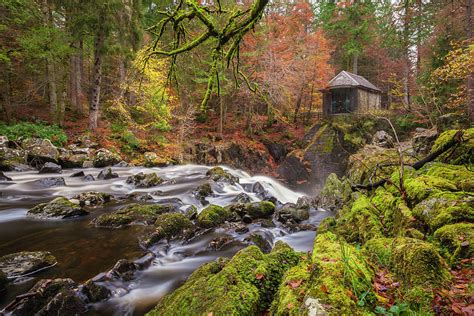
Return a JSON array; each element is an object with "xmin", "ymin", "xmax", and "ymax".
[{"xmin": 0, "ymin": 165, "xmax": 331, "ymax": 315}]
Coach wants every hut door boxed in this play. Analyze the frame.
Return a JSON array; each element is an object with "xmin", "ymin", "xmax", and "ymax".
[{"xmin": 331, "ymin": 89, "xmax": 351, "ymax": 113}]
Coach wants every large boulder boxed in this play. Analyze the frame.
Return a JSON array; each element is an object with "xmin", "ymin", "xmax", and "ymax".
[
  {"xmin": 92, "ymin": 203, "xmax": 175, "ymax": 228},
  {"xmin": 141, "ymin": 213, "xmax": 194, "ymax": 247},
  {"xmin": 58, "ymin": 150, "xmax": 89, "ymax": 168},
  {"xmin": 32, "ymin": 177, "xmax": 66, "ymax": 188},
  {"xmin": 126, "ymin": 172, "xmax": 163, "ymax": 188},
  {"xmin": 197, "ymin": 204, "xmax": 236, "ymax": 228},
  {"xmin": 27, "ymin": 197, "xmax": 88, "ymax": 219},
  {"xmin": 22, "ymin": 138, "xmax": 60, "ymax": 165},
  {"xmin": 227, "ymin": 201, "xmax": 275, "ymax": 220},
  {"xmin": 206, "ymin": 167, "xmax": 239, "ymax": 184},
  {"xmin": 262, "ymin": 139, "xmax": 288, "ymax": 163},
  {"xmin": 0, "ymin": 251, "xmax": 57, "ymax": 278},
  {"xmin": 434, "ymin": 223, "xmax": 474, "ymax": 265},
  {"xmin": 148, "ymin": 242, "xmax": 301, "ymax": 315},
  {"xmin": 371, "ymin": 130, "xmax": 394, "ymax": 148},
  {"xmin": 313, "ymin": 173, "xmax": 352, "ymax": 212},
  {"xmin": 39, "ymin": 162, "xmax": 62, "ymax": 174},
  {"xmin": 93, "ymin": 148, "xmax": 121, "ymax": 168},
  {"xmin": 276, "ymin": 203, "xmax": 310, "ymax": 224},
  {"xmin": 143, "ymin": 152, "xmax": 161, "ymax": 167},
  {"xmin": 0, "ymin": 146, "xmax": 28, "ymax": 171},
  {"xmin": 71, "ymin": 191, "xmax": 113, "ymax": 206},
  {"xmin": 412, "ymin": 128, "xmax": 438, "ymax": 156}
]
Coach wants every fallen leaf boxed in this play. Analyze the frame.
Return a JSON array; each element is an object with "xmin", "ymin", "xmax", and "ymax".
[
  {"xmin": 256, "ymin": 273, "xmax": 264, "ymax": 280},
  {"xmin": 288, "ymin": 279, "xmax": 303, "ymax": 289},
  {"xmin": 321, "ymin": 284, "xmax": 329, "ymax": 294}
]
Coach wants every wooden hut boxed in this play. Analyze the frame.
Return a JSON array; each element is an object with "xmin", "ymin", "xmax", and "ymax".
[{"xmin": 321, "ymin": 71, "xmax": 382, "ymax": 116}]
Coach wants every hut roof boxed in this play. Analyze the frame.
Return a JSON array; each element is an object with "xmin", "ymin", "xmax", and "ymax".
[{"xmin": 328, "ymin": 71, "xmax": 381, "ymax": 92}]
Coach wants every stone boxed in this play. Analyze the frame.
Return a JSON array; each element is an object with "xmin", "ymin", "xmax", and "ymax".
[
  {"xmin": 70, "ymin": 171, "xmax": 85, "ymax": 177},
  {"xmin": 93, "ymin": 148, "xmax": 121, "ymax": 168},
  {"xmin": 0, "ymin": 171, "xmax": 12, "ymax": 181},
  {"xmin": 412, "ymin": 128, "xmax": 438, "ymax": 156},
  {"xmin": 231, "ymin": 193, "xmax": 252, "ymax": 203},
  {"xmin": 372, "ymin": 130, "xmax": 394, "ymax": 148},
  {"xmin": 0, "ymin": 251, "xmax": 57, "ymax": 278},
  {"xmin": 208, "ymin": 236, "xmax": 236, "ymax": 251},
  {"xmin": 22, "ymin": 138, "xmax": 60, "ymax": 165},
  {"xmin": 27, "ymin": 197, "xmax": 88, "ymax": 219},
  {"xmin": 33, "ymin": 177, "xmax": 66, "ymax": 187},
  {"xmin": 114, "ymin": 161, "xmax": 129, "ymax": 167},
  {"xmin": 141, "ymin": 213, "xmax": 194, "ymax": 247},
  {"xmin": 93, "ymin": 203, "xmax": 175, "ymax": 228},
  {"xmin": 39, "ymin": 162, "xmax": 62, "ymax": 174},
  {"xmin": 193, "ymin": 182, "xmax": 212, "ymax": 202},
  {"xmin": 244, "ymin": 233, "xmax": 273, "ymax": 253},
  {"xmin": 97, "ymin": 167, "xmax": 118, "ymax": 180},
  {"xmin": 262, "ymin": 139, "xmax": 288, "ymax": 163},
  {"xmin": 276, "ymin": 203, "xmax": 310, "ymax": 224},
  {"xmin": 108, "ymin": 259, "xmax": 137, "ymax": 281},
  {"xmin": 0, "ymin": 136, "xmax": 8, "ymax": 147},
  {"xmin": 41, "ymin": 288, "xmax": 87, "ymax": 315},
  {"xmin": 144, "ymin": 152, "xmax": 159, "ymax": 167},
  {"xmin": 84, "ymin": 174, "xmax": 95, "ymax": 181},
  {"xmin": 242, "ymin": 214, "xmax": 252, "ymax": 224},
  {"xmin": 59, "ymin": 151, "xmax": 89, "ymax": 168},
  {"xmin": 72, "ymin": 191, "xmax": 113, "ymax": 206},
  {"xmin": 206, "ymin": 167, "xmax": 239, "ymax": 184},
  {"xmin": 0, "ymin": 147, "xmax": 27, "ymax": 171},
  {"xmin": 81, "ymin": 280, "xmax": 111, "ymax": 303},
  {"xmin": 82, "ymin": 160, "xmax": 94, "ymax": 168},
  {"xmin": 126, "ymin": 172, "xmax": 163, "ymax": 188}
]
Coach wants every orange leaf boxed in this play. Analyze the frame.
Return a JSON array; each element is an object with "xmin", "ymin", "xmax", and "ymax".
[
  {"xmin": 256, "ymin": 273, "xmax": 264, "ymax": 280},
  {"xmin": 288, "ymin": 279, "xmax": 303, "ymax": 289},
  {"xmin": 321, "ymin": 284, "xmax": 329, "ymax": 294}
]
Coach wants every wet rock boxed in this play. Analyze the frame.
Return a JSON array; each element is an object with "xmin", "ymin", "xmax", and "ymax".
[
  {"xmin": 109, "ymin": 259, "xmax": 137, "ymax": 281},
  {"xmin": 184, "ymin": 205, "xmax": 198, "ymax": 220},
  {"xmin": 114, "ymin": 161, "xmax": 129, "ymax": 167},
  {"xmin": 276, "ymin": 203, "xmax": 310, "ymax": 224},
  {"xmin": 93, "ymin": 148, "xmax": 121, "ymax": 168},
  {"xmin": 72, "ymin": 191, "xmax": 113, "ymax": 206},
  {"xmin": 244, "ymin": 233, "xmax": 272, "ymax": 253},
  {"xmin": 242, "ymin": 214, "xmax": 252, "ymax": 224},
  {"xmin": 206, "ymin": 167, "xmax": 239, "ymax": 184},
  {"xmin": 0, "ymin": 270, "xmax": 6, "ymax": 293},
  {"xmin": 41, "ymin": 288, "xmax": 87, "ymax": 315},
  {"xmin": 93, "ymin": 203, "xmax": 175, "ymax": 228},
  {"xmin": 258, "ymin": 218, "xmax": 276, "ymax": 228},
  {"xmin": 97, "ymin": 167, "xmax": 118, "ymax": 180},
  {"xmin": 231, "ymin": 193, "xmax": 251, "ymax": 203},
  {"xmin": 28, "ymin": 197, "xmax": 88, "ymax": 219},
  {"xmin": 12, "ymin": 163, "xmax": 34, "ymax": 172},
  {"xmin": 59, "ymin": 151, "xmax": 89, "ymax": 168},
  {"xmin": 70, "ymin": 171, "xmax": 85, "ymax": 177},
  {"xmin": 84, "ymin": 174, "xmax": 95, "ymax": 181},
  {"xmin": 22, "ymin": 138, "xmax": 60, "ymax": 165},
  {"xmin": 0, "ymin": 136, "xmax": 8, "ymax": 147},
  {"xmin": 197, "ymin": 204, "xmax": 236, "ymax": 228},
  {"xmin": 371, "ymin": 130, "xmax": 394, "ymax": 148},
  {"xmin": 141, "ymin": 213, "xmax": 194, "ymax": 247},
  {"xmin": 82, "ymin": 160, "xmax": 94, "ymax": 168},
  {"xmin": 193, "ymin": 182, "xmax": 212, "ymax": 202},
  {"xmin": 126, "ymin": 192, "xmax": 154, "ymax": 201},
  {"xmin": 208, "ymin": 236, "xmax": 236, "ymax": 251},
  {"xmin": 412, "ymin": 128, "xmax": 438, "ymax": 156},
  {"xmin": 81, "ymin": 280, "xmax": 111, "ymax": 303},
  {"xmin": 33, "ymin": 177, "xmax": 66, "ymax": 188},
  {"xmin": 2, "ymin": 278, "xmax": 78, "ymax": 315},
  {"xmin": 0, "ymin": 171, "xmax": 12, "ymax": 181},
  {"xmin": 262, "ymin": 139, "xmax": 288, "ymax": 163},
  {"xmin": 0, "ymin": 251, "xmax": 57, "ymax": 278},
  {"xmin": 0, "ymin": 147, "xmax": 28, "ymax": 171},
  {"xmin": 227, "ymin": 201, "xmax": 276, "ymax": 220},
  {"xmin": 313, "ymin": 173, "xmax": 352, "ymax": 212},
  {"xmin": 39, "ymin": 162, "xmax": 62, "ymax": 174},
  {"xmin": 126, "ymin": 172, "xmax": 163, "ymax": 188}
]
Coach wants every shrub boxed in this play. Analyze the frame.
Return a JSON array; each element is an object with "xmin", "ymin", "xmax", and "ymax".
[{"xmin": 0, "ymin": 122, "xmax": 67, "ymax": 146}]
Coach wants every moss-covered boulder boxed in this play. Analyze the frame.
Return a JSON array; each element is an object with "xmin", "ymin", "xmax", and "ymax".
[
  {"xmin": 147, "ymin": 242, "xmax": 301, "ymax": 315},
  {"xmin": 93, "ymin": 203, "xmax": 175, "ymax": 228},
  {"xmin": 141, "ymin": 213, "xmax": 194, "ymax": 247},
  {"xmin": 421, "ymin": 162, "xmax": 474, "ymax": 191},
  {"xmin": 314, "ymin": 173, "xmax": 352, "ymax": 212},
  {"xmin": 365, "ymin": 237, "xmax": 449, "ymax": 287},
  {"xmin": 412, "ymin": 191, "xmax": 474, "ymax": 231},
  {"xmin": 126, "ymin": 172, "xmax": 164, "ymax": 188},
  {"xmin": 430, "ymin": 128, "xmax": 474, "ymax": 165},
  {"xmin": 193, "ymin": 182, "xmax": 212, "ymax": 202},
  {"xmin": 227, "ymin": 201, "xmax": 276, "ymax": 220},
  {"xmin": 197, "ymin": 204, "xmax": 236, "ymax": 228},
  {"xmin": 433, "ymin": 222, "xmax": 474, "ymax": 265},
  {"xmin": 272, "ymin": 232, "xmax": 374, "ymax": 315},
  {"xmin": 27, "ymin": 197, "xmax": 88, "ymax": 219},
  {"xmin": 206, "ymin": 166, "xmax": 239, "ymax": 184},
  {"xmin": 0, "ymin": 251, "xmax": 57, "ymax": 278},
  {"xmin": 276, "ymin": 203, "xmax": 310, "ymax": 224},
  {"xmin": 93, "ymin": 148, "xmax": 121, "ymax": 168},
  {"xmin": 71, "ymin": 191, "xmax": 113, "ymax": 206}
]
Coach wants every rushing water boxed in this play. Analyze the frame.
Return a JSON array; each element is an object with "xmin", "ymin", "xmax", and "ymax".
[{"xmin": 0, "ymin": 165, "xmax": 331, "ymax": 315}]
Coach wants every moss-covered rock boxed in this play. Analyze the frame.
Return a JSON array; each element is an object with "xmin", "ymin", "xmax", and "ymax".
[
  {"xmin": 431, "ymin": 128, "xmax": 474, "ymax": 165},
  {"xmin": 206, "ymin": 166, "xmax": 239, "ymax": 184},
  {"xmin": 197, "ymin": 204, "xmax": 235, "ymax": 228},
  {"xmin": 276, "ymin": 203, "xmax": 310, "ymax": 224},
  {"xmin": 433, "ymin": 222, "xmax": 474, "ymax": 265},
  {"xmin": 93, "ymin": 203, "xmax": 175, "ymax": 228},
  {"xmin": 412, "ymin": 191, "xmax": 474, "ymax": 231},
  {"xmin": 71, "ymin": 191, "xmax": 113, "ymax": 206},
  {"xmin": 421, "ymin": 162, "xmax": 474, "ymax": 191},
  {"xmin": 193, "ymin": 182, "xmax": 212, "ymax": 202},
  {"xmin": 365, "ymin": 237, "xmax": 449, "ymax": 287},
  {"xmin": 141, "ymin": 213, "xmax": 194, "ymax": 247},
  {"xmin": 126, "ymin": 172, "xmax": 164, "ymax": 188},
  {"xmin": 0, "ymin": 251, "xmax": 57, "ymax": 278},
  {"xmin": 314, "ymin": 173, "xmax": 353, "ymax": 212},
  {"xmin": 272, "ymin": 232, "xmax": 374, "ymax": 315},
  {"xmin": 227, "ymin": 201, "xmax": 276, "ymax": 220},
  {"xmin": 147, "ymin": 242, "xmax": 301, "ymax": 315},
  {"xmin": 27, "ymin": 197, "xmax": 88, "ymax": 219}
]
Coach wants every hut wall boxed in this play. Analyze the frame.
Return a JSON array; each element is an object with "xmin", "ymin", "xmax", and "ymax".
[{"xmin": 357, "ymin": 89, "xmax": 381, "ymax": 111}]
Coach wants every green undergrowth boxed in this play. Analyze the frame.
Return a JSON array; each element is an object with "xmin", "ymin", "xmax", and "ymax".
[{"xmin": 0, "ymin": 122, "xmax": 67, "ymax": 146}]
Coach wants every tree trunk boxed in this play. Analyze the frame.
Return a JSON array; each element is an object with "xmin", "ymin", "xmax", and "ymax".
[
  {"xmin": 467, "ymin": 0, "xmax": 474, "ymax": 121},
  {"xmin": 89, "ymin": 25, "xmax": 105, "ymax": 131},
  {"xmin": 352, "ymin": 54, "xmax": 358, "ymax": 74},
  {"xmin": 42, "ymin": 0, "xmax": 58, "ymax": 120},
  {"xmin": 293, "ymin": 85, "xmax": 305, "ymax": 124},
  {"xmin": 402, "ymin": 0, "xmax": 411, "ymax": 109}
]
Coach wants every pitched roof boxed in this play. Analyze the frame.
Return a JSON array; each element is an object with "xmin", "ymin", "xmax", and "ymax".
[{"xmin": 328, "ymin": 71, "xmax": 381, "ymax": 92}]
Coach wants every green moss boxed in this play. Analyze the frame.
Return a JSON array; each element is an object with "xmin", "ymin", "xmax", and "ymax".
[
  {"xmin": 317, "ymin": 173, "xmax": 353, "ymax": 212},
  {"xmin": 206, "ymin": 167, "xmax": 239, "ymax": 184},
  {"xmin": 148, "ymin": 243, "xmax": 300, "ymax": 315},
  {"xmin": 27, "ymin": 197, "xmax": 87, "ymax": 219},
  {"xmin": 431, "ymin": 128, "xmax": 474, "ymax": 165},
  {"xmin": 143, "ymin": 213, "xmax": 194, "ymax": 247},
  {"xmin": 317, "ymin": 217, "xmax": 336, "ymax": 234},
  {"xmin": 403, "ymin": 286, "xmax": 435, "ymax": 315},
  {"xmin": 367, "ymin": 237, "xmax": 449, "ymax": 287},
  {"xmin": 93, "ymin": 203, "xmax": 175, "ymax": 228},
  {"xmin": 412, "ymin": 191, "xmax": 474, "ymax": 231},
  {"xmin": 433, "ymin": 222, "xmax": 474, "ymax": 265},
  {"xmin": 198, "ymin": 204, "xmax": 235, "ymax": 228},
  {"xmin": 421, "ymin": 162, "xmax": 474, "ymax": 191}
]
